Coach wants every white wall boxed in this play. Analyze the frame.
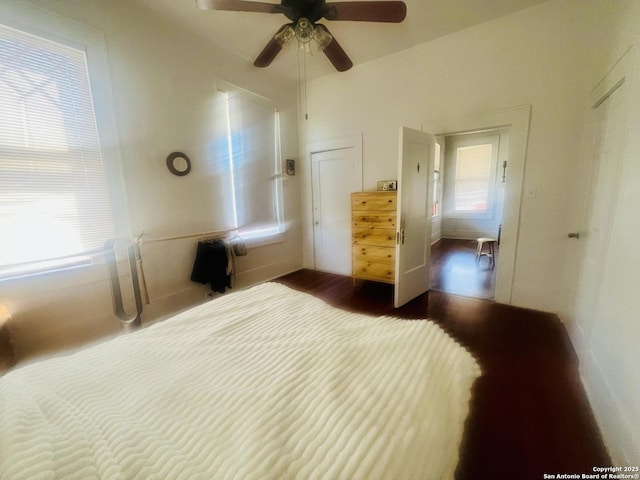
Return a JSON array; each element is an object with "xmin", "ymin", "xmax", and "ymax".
[
  {"xmin": 560, "ymin": 1, "xmax": 640, "ymax": 466},
  {"xmin": 0, "ymin": 0, "xmax": 302, "ymax": 361},
  {"xmin": 300, "ymin": 0, "xmax": 613, "ymax": 313}
]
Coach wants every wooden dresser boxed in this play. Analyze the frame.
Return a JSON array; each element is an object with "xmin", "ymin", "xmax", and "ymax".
[{"xmin": 351, "ymin": 191, "xmax": 397, "ymax": 284}]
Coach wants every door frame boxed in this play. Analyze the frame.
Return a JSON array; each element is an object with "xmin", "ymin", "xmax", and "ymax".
[
  {"xmin": 421, "ymin": 105, "xmax": 531, "ymax": 305},
  {"xmin": 303, "ymin": 134, "xmax": 363, "ymax": 269}
]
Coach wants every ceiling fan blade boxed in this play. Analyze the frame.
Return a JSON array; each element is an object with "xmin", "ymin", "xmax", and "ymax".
[
  {"xmin": 197, "ymin": 0, "xmax": 281, "ymax": 14},
  {"xmin": 323, "ymin": 1, "xmax": 407, "ymax": 22},
  {"xmin": 254, "ymin": 25, "xmax": 290, "ymax": 68},
  {"xmin": 315, "ymin": 24, "xmax": 353, "ymax": 72}
]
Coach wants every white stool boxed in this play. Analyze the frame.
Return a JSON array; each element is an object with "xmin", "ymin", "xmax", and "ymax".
[{"xmin": 476, "ymin": 237, "xmax": 497, "ymax": 264}]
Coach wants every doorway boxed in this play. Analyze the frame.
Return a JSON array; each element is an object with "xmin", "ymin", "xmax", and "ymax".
[
  {"xmin": 421, "ymin": 106, "xmax": 530, "ymax": 305},
  {"xmin": 430, "ymin": 128, "xmax": 509, "ymax": 300}
]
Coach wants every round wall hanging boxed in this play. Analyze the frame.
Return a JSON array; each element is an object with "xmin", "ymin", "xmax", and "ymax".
[{"xmin": 166, "ymin": 151, "xmax": 191, "ymax": 176}]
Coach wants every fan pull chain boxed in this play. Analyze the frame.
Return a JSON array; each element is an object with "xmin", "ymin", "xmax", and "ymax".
[{"xmin": 298, "ymin": 42, "xmax": 309, "ymax": 120}]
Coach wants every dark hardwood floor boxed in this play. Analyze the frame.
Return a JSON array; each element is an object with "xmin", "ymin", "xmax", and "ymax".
[
  {"xmin": 431, "ymin": 238, "xmax": 497, "ymax": 300},
  {"xmin": 276, "ymin": 269, "xmax": 611, "ymax": 480}
]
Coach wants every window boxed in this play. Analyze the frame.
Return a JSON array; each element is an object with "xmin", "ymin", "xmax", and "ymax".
[
  {"xmin": 454, "ymin": 144, "xmax": 492, "ymax": 212},
  {"xmin": 452, "ymin": 136, "xmax": 499, "ymax": 216},
  {"xmin": 0, "ymin": 23, "xmax": 115, "ymax": 278},
  {"xmin": 217, "ymin": 82, "xmax": 284, "ymax": 243}
]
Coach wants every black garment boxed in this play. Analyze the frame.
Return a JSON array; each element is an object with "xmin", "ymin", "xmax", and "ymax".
[{"xmin": 190, "ymin": 240, "xmax": 231, "ymax": 293}]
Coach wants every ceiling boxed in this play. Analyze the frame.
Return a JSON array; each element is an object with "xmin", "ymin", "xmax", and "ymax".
[{"xmin": 131, "ymin": 0, "xmax": 551, "ymax": 82}]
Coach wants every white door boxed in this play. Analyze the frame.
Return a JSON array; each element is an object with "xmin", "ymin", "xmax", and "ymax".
[
  {"xmin": 394, "ymin": 127, "xmax": 435, "ymax": 308},
  {"xmin": 570, "ymin": 73, "xmax": 628, "ymax": 340},
  {"xmin": 311, "ymin": 147, "xmax": 362, "ymax": 275}
]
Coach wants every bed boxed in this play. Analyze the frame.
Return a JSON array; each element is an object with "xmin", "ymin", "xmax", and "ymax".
[{"xmin": 0, "ymin": 282, "xmax": 480, "ymax": 479}]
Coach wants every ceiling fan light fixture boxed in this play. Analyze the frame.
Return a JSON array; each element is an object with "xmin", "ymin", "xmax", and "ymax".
[
  {"xmin": 312, "ymin": 25, "xmax": 332, "ymax": 50},
  {"xmin": 274, "ymin": 25, "xmax": 295, "ymax": 46},
  {"xmin": 200, "ymin": 0, "xmax": 408, "ymax": 72},
  {"xmin": 294, "ymin": 17, "xmax": 314, "ymax": 43}
]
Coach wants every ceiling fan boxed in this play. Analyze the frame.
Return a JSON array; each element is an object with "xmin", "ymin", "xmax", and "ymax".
[{"xmin": 197, "ymin": 0, "xmax": 407, "ymax": 72}]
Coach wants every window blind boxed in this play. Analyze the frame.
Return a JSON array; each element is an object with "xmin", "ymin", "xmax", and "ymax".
[
  {"xmin": 225, "ymin": 90, "xmax": 283, "ymax": 238},
  {"xmin": 454, "ymin": 144, "xmax": 493, "ymax": 212},
  {"xmin": 0, "ymin": 24, "xmax": 114, "ymax": 275}
]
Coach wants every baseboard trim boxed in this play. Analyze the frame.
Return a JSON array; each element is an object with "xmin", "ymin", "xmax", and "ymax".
[{"xmin": 579, "ymin": 343, "xmax": 638, "ymax": 465}]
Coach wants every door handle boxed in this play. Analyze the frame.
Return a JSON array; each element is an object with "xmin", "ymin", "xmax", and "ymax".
[
  {"xmin": 568, "ymin": 232, "xmax": 580, "ymax": 239},
  {"xmin": 399, "ymin": 216, "xmax": 407, "ymax": 245}
]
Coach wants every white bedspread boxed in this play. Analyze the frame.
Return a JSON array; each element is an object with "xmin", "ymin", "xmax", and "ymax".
[{"xmin": 0, "ymin": 282, "xmax": 480, "ymax": 480}]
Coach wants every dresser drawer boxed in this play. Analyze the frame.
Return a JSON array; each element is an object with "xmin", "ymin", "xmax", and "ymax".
[
  {"xmin": 351, "ymin": 192, "xmax": 397, "ymax": 211},
  {"xmin": 352, "ymin": 259, "xmax": 395, "ymax": 283},
  {"xmin": 352, "ymin": 228, "xmax": 396, "ymax": 247},
  {"xmin": 352, "ymin": 245, "xmax": 395, "ymax": 265},
  {"xmin": 351, "ymin": 212, "xmax": 396, "ymax": 229}
]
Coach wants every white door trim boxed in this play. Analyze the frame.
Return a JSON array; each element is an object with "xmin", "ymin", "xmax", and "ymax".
[
  {"xmin": 303, "ymin": 134, "xmax": 363, "ymax": 269},
  {"xmin": 421, "ymin": 105, "xmax": 531, "ymax": 304}
]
